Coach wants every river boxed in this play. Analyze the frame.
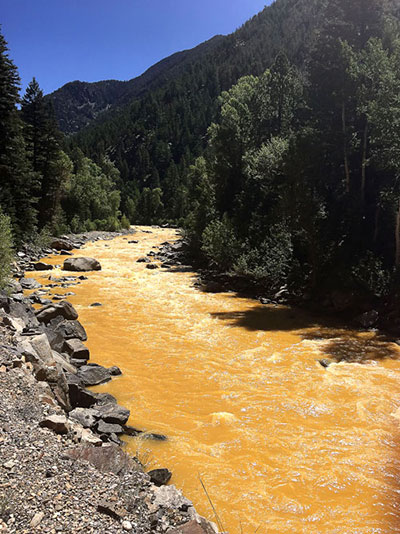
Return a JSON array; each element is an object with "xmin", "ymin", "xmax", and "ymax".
[{"xmin": 30, "ymin": 227, "xmax": 400, "ymax": 533}]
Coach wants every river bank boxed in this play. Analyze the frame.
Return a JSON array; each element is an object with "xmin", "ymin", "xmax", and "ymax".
[{"xmin": 0, "ymin": 230, "xmax": 218, "ymax": 534}]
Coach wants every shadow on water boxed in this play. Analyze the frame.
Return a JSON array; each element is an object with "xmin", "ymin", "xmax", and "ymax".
[
  {"xmin": 210, "ymin": 304, "xmax": 400, "ymax": 362},
  {"xmin": 210, "ymin": 304, "xmax": 319, "ymax": 332}
]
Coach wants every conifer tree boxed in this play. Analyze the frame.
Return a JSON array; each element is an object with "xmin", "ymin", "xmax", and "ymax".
[
  {"xmin": 0, "ymin": 30, "xmax": 37, "ymax": 241},
  {"xmin": 21, "ymin": 77, "xmax": 61, "ymax": 227}
]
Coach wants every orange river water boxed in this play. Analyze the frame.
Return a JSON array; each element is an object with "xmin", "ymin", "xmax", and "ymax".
[{"xmin": 27, "ymin": 226, "xmax": 400, "ymax": 534}]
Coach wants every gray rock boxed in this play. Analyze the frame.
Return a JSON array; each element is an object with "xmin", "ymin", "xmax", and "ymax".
[
  {"xmin": 20, "ymin": 278, "xmax": 42, "ymax": 290},
  {"xmin": 90, "ymin": 302, "xmax": 102, "ymax": 307},
  {"xmin": 51, "ymin": 238, "xmax": 73, "ymax": 251},
  {"xmin": 319, "ymin": 359, "xmax": 333, "ymax": 369},
  {"xmin": 67, "ymin": 380, "xmax": 98, "ymax": 409},
  {"xmin": 146, "ymin": 264, "xmax": 159, "ymax": 270},
  {"xmin": 33, "ymin": 262, "xmax": 54, "ymax": 271},
  {"xmin": 66, "ymin": 445, "xmax": 135, "ymax": 475},
  {"xmin": 137, "ymin": 257, "xmax": 151, "ymax": 263},
  {"xmin": 69, "ymin": 408, "xmax": 99, "ymax": 428},
  {"xmin": 108, "ymin": 365, "xmax": 122, "ymax": 376},
  {"xmin": 78, "ymin": 365, "xmax": 111, "ymax": 386},
  {"xmin": 94, "ymin": 393, "xmax": 117, "ymax": 406},
  {"xmin": 95, "ymin": 404, "xmax": 130, "ymax": 425},
  {"xmin": 52, "ymin": 350, "xmax": 77, "ymax": 374},
  {"xmin": 49, "ymin": 318, "xmax": 87, "ymax": 341},
  {"xmin": 63, "ymin": 257, "xmax": 101, "ymax": 272},
  {"xmin": 148, "ymin": 468, "xmax": 172, "ymax": 487},
  {"xmin": 35, "ymin": 301, "xmax": 79, "ymax": 324},
  {"xmin": 26, "ymin": 334, "xmax": 54, "ymax": 365},
  {"xmin": 97, "ymin": 499, "xmax": 127, "ymax": 519},
  {"xmin": 7, "ymin": 280, "xmax": 22, "ymax": 294},
  {"xmin": 152, "ymin": 485, "xmax": 192, "ymax": 512},
  {"xmin": 39, "ymin": 414, "xmax": 69, "ymax": 434},
  {"xmin": 123, "ymin": 425, "xmax": 142, "ymax": 437},
  {"xmin": 64, "ymin": 338, "xmax": 90, "ymax": 360},
  {"xmin": 96, "ymin": 420, "xmax": 124, "ymax": 435}
]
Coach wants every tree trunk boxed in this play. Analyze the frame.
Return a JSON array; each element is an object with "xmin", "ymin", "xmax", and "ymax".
[
  {"xmin": 342, "ymin": 101, "xmax": 350, "ymax": 193},
  {"xmin": 361, "ymin": 122, "xmax": 368, "ymax": 208},
  {"xmin": 396, "ymin": 198, "xmax": 400, "ymax": 268}
]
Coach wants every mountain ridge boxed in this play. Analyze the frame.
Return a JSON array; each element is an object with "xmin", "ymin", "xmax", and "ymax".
[{"xmin": 47, "ymin": 35, "xmax": 224, "ymax": 133}]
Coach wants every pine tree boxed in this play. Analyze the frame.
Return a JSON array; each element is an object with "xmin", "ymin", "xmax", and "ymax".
[
  {"xmin": 21, "ymin": 77, "xmax": 61, "ymax": 227},
  {"xmin": 0, "ymin": 30, "xmax": 37, "ymax": 241}
]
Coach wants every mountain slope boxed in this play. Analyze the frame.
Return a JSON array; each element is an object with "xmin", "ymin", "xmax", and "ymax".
[{"xmin": 48, "ymin": 36, "xmax": 224, "ymax": 134}]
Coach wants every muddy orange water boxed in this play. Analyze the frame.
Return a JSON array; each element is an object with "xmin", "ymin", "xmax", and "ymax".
[{"xmin": 28, "ymin": 227, "xmax": 400, "ymax": 533}]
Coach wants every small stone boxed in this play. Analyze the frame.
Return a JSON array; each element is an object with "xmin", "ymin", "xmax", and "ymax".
[
  {"xmin": 319, "ymin": 359, "xmax": 332, "ymax": 369},
  {"xmin": 122, "ymin": 521, "xmax": 133, "ymax": 531},
  {"xmin": 148, "ymin": 468, "xmax": 172, "ymax": 486},
  {"xmin": 3, "ymin": 460, "xmax": 15, "ymax": 469},
  {"xmin": 30, "ymin": 512, "xmax": 44, "ymax": 528},
  {"xmin": 108, "ymin": 365, "xmax": 122, "ymax": 376}
]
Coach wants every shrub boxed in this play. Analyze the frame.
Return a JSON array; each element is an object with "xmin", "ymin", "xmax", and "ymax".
[
  {"xmin": 233, "ymin": 223, "xmax": 293, "ymax": 290},
  {"xmin": 201, "ymin": 215, "xmax": 239, "ymax": 271},
  {"xmin": 120, "ymin": 214, "xmax": 131, "ymax": 230},
  {"xmin": 351, "ymin": 251, "xmax": 391, "ymax": 297}
]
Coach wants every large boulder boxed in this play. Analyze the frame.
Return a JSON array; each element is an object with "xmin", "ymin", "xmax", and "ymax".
[
  {"xmin": 47, "ymin": 318, "xmax": 87, "ymax": 342},
  {"xmin": 77, "ymin": 365, "xmax": 111, "ymax": 386},
  {"xmin": 35, "ymin": 301, "xmax": 78, "ymax": 324},
  {"xmin": 39, "ymin": 414, "xmax": 69, "ymax": 434},
  {"xmin": 63, "ymin": 257, "xmax": 101, "ymax": 272},
  {"xmin": 69, "ymin": 407, "xmax": 99, "ymax": 428},
  {"xmin": 64, "ymin": 444, "xmax": 134, "ymax": 475},
  {"xmin": 95, "ymin": 403, "xmax": 130, "ymax": 425},
  {"xmin": 67, "ymin": 377, "xmax": 98, "ymax": 409},
  {"xmin": 24, "ymin": 334, "xmax": 54, "ymax": 365},
  {"xmin": 51, "ymin": 238, "xmax": 73, "ymax": 251},
  {"xmin": 96, "ymin": 420, "xmax": 124, "ymax": 435},
  {"xmin": 33, "ymin": 262, "xmax": 54, "ymax": 271},
  {"xmin": 64, "ymin": 338, "xmax": 90, "ymax": 360},
  {"xmin": 20, "ymin": 278, "xmax": 42, "ymax": 290}
]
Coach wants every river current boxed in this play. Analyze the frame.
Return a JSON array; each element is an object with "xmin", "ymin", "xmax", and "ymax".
[{"xmin": 30, "ymin": 227, "xmax": 400, "ymax": 533}]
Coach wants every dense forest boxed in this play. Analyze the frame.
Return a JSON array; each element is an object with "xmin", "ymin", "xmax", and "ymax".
[{"xmin": 2, "ymin": 0, "xmax": 400, "ymax": 300}]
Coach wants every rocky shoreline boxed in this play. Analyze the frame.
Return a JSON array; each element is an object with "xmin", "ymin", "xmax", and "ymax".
[{"xmin": 0, "ymin": 231, "xmax": 218, "ymax": 534}]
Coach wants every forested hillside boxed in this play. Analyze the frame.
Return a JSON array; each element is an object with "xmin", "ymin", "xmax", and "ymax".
[{"xmin": 48, "ymin": 35, "xmax": 224, "ymax": 134}]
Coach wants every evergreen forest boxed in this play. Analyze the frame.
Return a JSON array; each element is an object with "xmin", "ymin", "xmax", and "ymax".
[{"xmin": 2, "ymin": 0, "xmax": 400, "ymax": 300}]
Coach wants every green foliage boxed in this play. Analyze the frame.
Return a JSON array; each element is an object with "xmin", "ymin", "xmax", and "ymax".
[
  {"xmin": 120, "ymin": 214, "xmax": 131, "ymax": 229},
  {"xmin": 233, "ymin": 224, "xmax": 293, "ymax": 289},
  {"xmin": 201, "ymin": 215, "xmax": 239, "ymax": 271},
  {"xmin": 351, "ymin": 252, "xmax": 391, "ymax": 297},
  {"xmin": 0, "ymin": 208, "xmax": 14, "ymax": 290}
]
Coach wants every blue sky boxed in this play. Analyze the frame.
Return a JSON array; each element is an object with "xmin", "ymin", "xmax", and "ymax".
[{"xmin": 2, "ymin": 0, "xmax": 270, "ymax": 95}]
